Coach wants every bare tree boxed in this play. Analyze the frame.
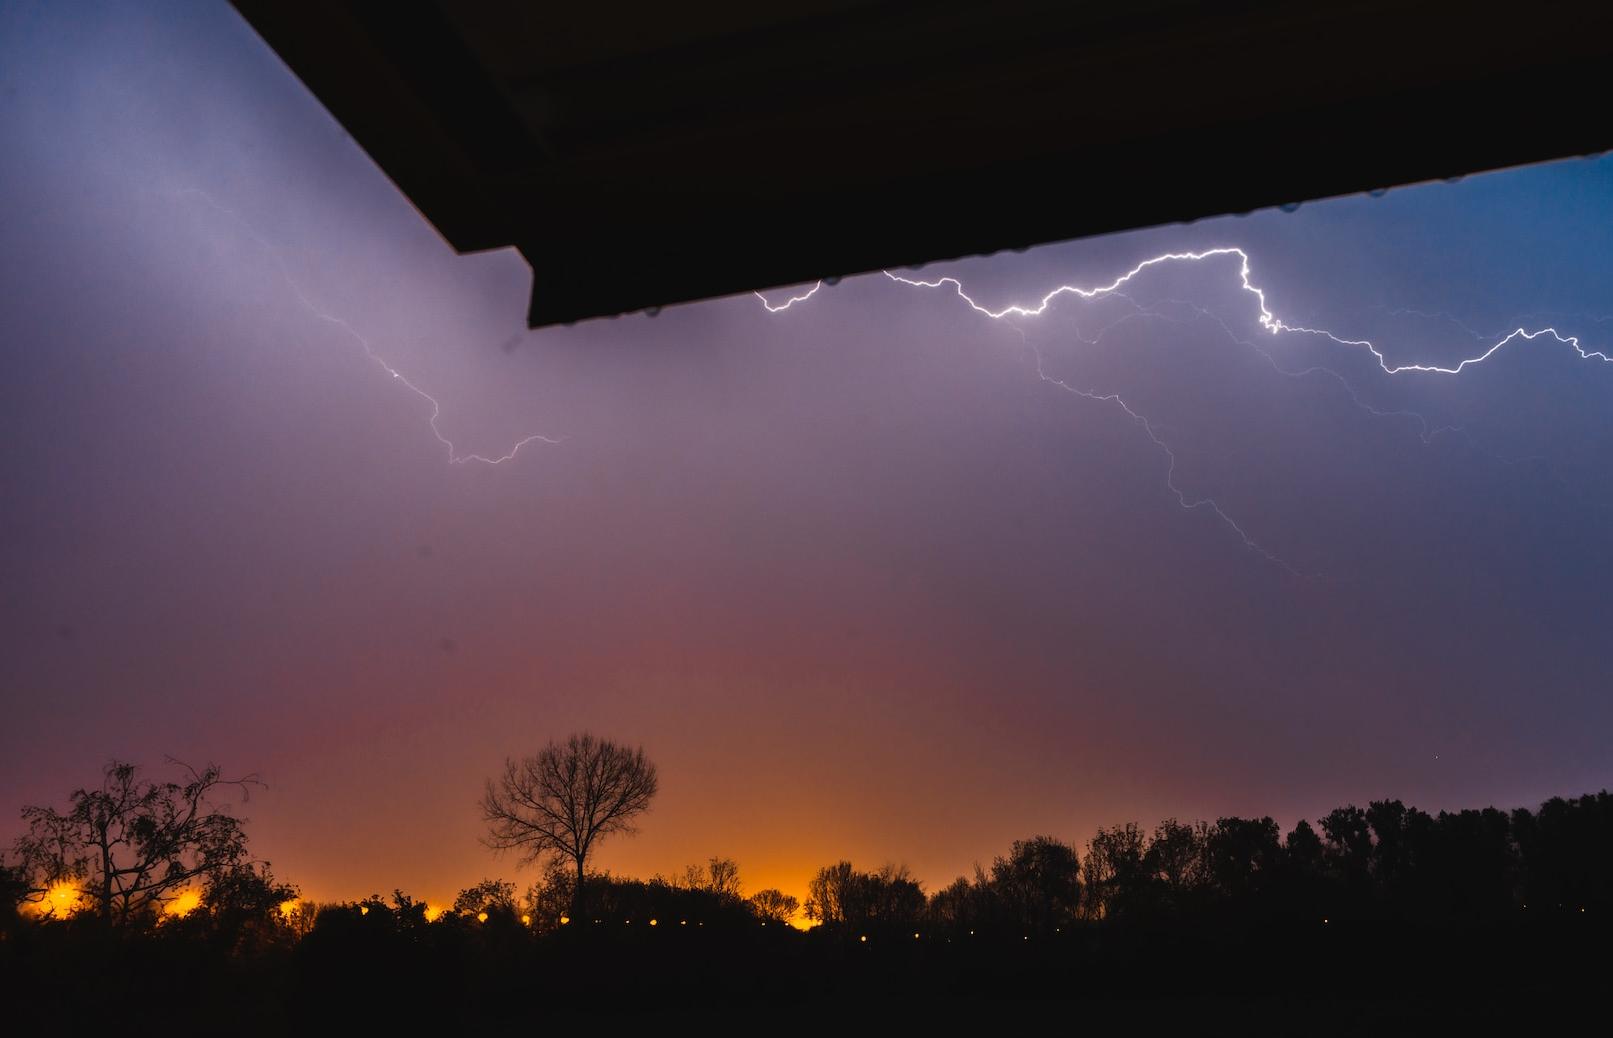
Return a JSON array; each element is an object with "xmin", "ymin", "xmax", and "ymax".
[
  {"xmin": 749, "ymin": 888, "xmax": 799, "ymax": 923},
  {"xmin": 804, "ymin": 861, "xmax": 923, "ymax": 933},
  {"xmin": 480, "ymin": 733, "xmax": 658, "ymax": 915},
  {"xmin": 705, "ymin": 856, "xmax": 742, "ymax": 898},
  {"xmin": 676, "ymin": 855, "xmax": 743, "ymax": 898},
  {"xmin": 11, "ymin": 758, "xmax": 263, "ymax": 924}
]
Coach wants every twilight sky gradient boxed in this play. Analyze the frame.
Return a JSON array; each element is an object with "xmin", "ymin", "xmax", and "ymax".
[{"xmin": 4, "ymin": 0, "xmax": 1613, "ymax": 911}]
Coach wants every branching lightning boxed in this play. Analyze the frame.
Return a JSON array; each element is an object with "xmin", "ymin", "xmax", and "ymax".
[
  {"xmin": 174, "ymin": 188, "xmax": 1605, "ymax": 567},
  {"xmin": 1026, "ymin": 334, "xmax": 1303, "ymax": 575},
  {"xmin": 754, "ymin": 282, "xmax": 824, "ymax": 312},
  {"xmin": 755, "ymin": 247, "xmax": 1612, "ymax": 572},
  {"xmin": 874, "ymin": 247, "xmax": 1611, "ymax": 373},
  {"xmin": 178, "ymin": 189, "xmax": 563, "ymax": 465}
]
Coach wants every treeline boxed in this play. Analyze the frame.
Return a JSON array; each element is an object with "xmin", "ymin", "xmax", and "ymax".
[
  {"xmin": 4, "ymin": 789, "xmax": 1611, "ymax": 1028},
  {"xmin": 7, "ymin": 790, "xmax": 1612, "ymax": 941},
  {"xmin": 801, "ymin": 791, "xmax": 1613, "ymax": 938}
]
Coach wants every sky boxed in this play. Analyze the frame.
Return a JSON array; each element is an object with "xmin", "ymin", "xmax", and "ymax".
[{"xmin": 3, "ymin": 0, "xmax": 1613, "ymax": 913}]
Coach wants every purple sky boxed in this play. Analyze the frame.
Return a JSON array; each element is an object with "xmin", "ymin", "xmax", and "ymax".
[{"xmin": 4, "ymin": 0, "xmax": 1613, "ymax": 909}]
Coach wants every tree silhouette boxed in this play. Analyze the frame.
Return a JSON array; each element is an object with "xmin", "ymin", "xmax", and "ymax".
[
  {"xmin": 453, "ymin": 878, "xmax": 518, "ymax": 920},
  {"xmin": 195, "ymin": 862, "xmax": 298, "ymax": 952},
  {"xmin": 1204, "ymin": 816, "xmax": 1282, "ymax": 902},
  {"xmin": 805, "ymin": 861, "xmax": 923, "ymax": 934},
  {"xmin": 749, "ymin": 888, "xmax": 799, "ymax": 923},
  {"xmin": 805, "ymin": 860, "xmax": 854, "ymax": 926},
  {"xmin": 989, "ymin": 835, "xmax": 1081, "ymax": 933},
  {"xmin": 675, "ymin": 856, "xmax": 744, "ymax": 898},
  {"xmin": 480, "ymin": 733, "xmax": 658, "ymax": 917},
  {"xmin": 1082, "ymin": 822, "xmax": 1147, "ymax": 920},
  {"xmin": 1144, "ymin": 818, "xmax": 1210, "ymax": 909},
  {"xmin": 11, "ymin": 758, "xmax": 263, "ymax": 924}
]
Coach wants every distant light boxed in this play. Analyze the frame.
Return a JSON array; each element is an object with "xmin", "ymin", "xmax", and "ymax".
[
  {"xmin": 278, "ymin": 898, "xmax": 300, "ymax": 919},
  {"xmin": 649, "ymin": 918, "xmax": 658, "ymax": 926},
  {"xmin": 913, "ymin": 932, "xmax": 920, "ymax": 939},
  {"xmin": 680, "ymin": 920, "xmax": 687, "ymax": 926},
  {"xmin": 30, "ymin": 880, "xmax": 86, "ymax": 920},
  {"xmin": 559, "ymin": 915, "xmax": 570, "ymax": 925},
  {"xmin": 163, "ymin": 889, "xmax": 203, "ymax": 919},
  {"xmin": 859, "ymin": 935, "xmax": 867, "ymax": 943},
  {"xmin": 423, "ymin": 904, "xmax": 445, "ymax": 922},
  {"xmin": 521, "ymin": 914, "xmax": 531, "ymax": 926},
  {"xmin": 477, "ymin": 911, "xmax": 488, "ymax": 923},
  {"xmin": 360, "ymin": 905, "xmax": 369, "ymax": 916},
  {"xmin": 1323, "ymin": 918, "xmax": 1329, "ymax": 924}
]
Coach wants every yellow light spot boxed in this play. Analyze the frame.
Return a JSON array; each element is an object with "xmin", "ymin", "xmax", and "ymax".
[
  {"xmin": 649, "ymin": 918, "xmax": 658, "ymax": 926},
  {"xmin": 29, "ymin": 880, "xmax": 86, "ymax": 919},
  {"xmin": 680, "ymin": 920, "xmax": 687, "ymax": 926},
  {"xmin": 521, "ymin": 914, "xmax": 531, "ymax": 926},
  {"xmin": 278, "ymin": 898, "xmax": 300, "ymax": 919},
  {"xmin": 859, "ymin": 935, "xmax": 867, "ymax": 943},
  {"xmin": 360, "ymin": 905, "xmax": 369, "ymax": 915},
  {"xmin": 423, "ymin": 904, "xmax": 445, "ymax": 922},
  {"xmin": 559, "ymin": 915, "xmax": 570, "ymax": 925},
  {"xmin": 477, "ymin": 911, "xmax": 488, "ymax": 923},
  {"xmin": 163, "ymin": 889, "xmax": 203, "ymax": 918}
]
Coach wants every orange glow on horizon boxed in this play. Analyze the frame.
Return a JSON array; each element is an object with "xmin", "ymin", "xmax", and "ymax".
[
  {"xmin": 254, "ymin": 866, "xmax": 828, "ymax": 933},
  {"xmin": 28, "ymin": 880, "xmax": 88, "ymax": 919},
  {"xmin": 163, "ymin": 889, "xmax": 203, "ymax": 918}
]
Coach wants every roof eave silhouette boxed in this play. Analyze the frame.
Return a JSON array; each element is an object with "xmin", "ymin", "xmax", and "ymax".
[{"xmin": 231, "ymin": 1, "xmax": 1613, "ymax": 328}]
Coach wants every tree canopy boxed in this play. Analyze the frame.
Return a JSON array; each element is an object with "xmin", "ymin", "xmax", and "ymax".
[
  {"xmin": 480, "ymin": 733, "xmax": 658, "ymax": 911},
  {"xmin": 10, "ymin": 758, "xmax": 266, "ymax": 924}
]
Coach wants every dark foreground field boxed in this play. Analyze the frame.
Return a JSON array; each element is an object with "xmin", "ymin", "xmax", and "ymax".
[{"xmin": 3, "ymin": 911, "xmax": 1606, "ymax": 1033}]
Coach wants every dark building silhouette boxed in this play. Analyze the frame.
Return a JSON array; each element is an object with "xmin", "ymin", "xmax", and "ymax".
[{"xmin": 232, "ymin": 1, "xmax": 1613, "ymax": 326}]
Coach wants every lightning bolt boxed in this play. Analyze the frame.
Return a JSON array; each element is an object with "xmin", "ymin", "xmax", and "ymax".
[
  {"xmin": 1026, "ymin": 334, "xmax": 1303, "ymax": 575},
  {"xmin": 756, "ymin": 247, "xmax": 1611, "ymax": 572},
  {"xmin": 753, "ymin": 282, "xmax": 824, "ymax": 312},
  {"xmin": 1175, "ymin": 301, "xmax": 1462, "ymax": 445},
  {"xmin": 177, "ymin": 189, "xmax": 564, "ymax": 465},
  {"xmin": 874, "ymin": 248, "xmax": 1611, "ymax": 373}
]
